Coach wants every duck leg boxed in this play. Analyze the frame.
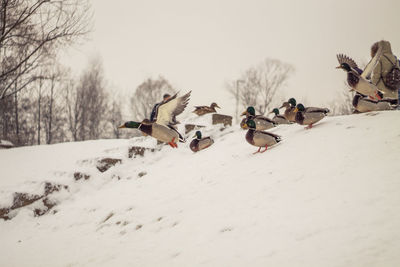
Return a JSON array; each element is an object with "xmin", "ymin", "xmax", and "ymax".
[
  {"xmin": 253, "ymin": 147, "xmax": 261, "ymax": 154},
  {"xmin": 260, "ymin": 145, "xmax": 268, "ymax": 153},
  {"xmin": 168, "ymin": 138, "xmax": 178, "ymax": 148},
  {"xmin": 374, "ymin": 91, "xmax": 382, "ymax": 100}
]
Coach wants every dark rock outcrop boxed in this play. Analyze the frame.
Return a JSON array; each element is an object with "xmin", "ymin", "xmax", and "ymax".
[
  {"xmin": 0, "ymin": 182, "xmax": 68, "ymax": 220},
  {"xmin": 96, "ymin": 158, "xmax": 122, "ymax": 172},
  {"xmin": 128, "ymin": 146, "xmax": 155, "ymax": 158},
  {"xmin": 212, "ymin": 114, "xmax": 232, "ymax": 126},
  {"xmin": 74, "ymin": 172, "xmax": 90, "ymax": 181}
]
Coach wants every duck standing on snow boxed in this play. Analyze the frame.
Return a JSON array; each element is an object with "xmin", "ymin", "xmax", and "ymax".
[
  {"xmin": 352, "ymin": 94, "xmax": 394, "ymax": 113},
  {"xmin": 192, "ymin": 102, "xmax": 220, "ymax": 116},
  {"xmin": 269, "ymin": 108, "xmax": 291, "ymax": 124},
  {"xmin": 190, "ymin": 131, "xmax": 214, "ymax": 152},
  {"xmin": 241, "ymin": 106, "xmax": 276, "ymax": 130},
  {"xmin": 294, "ymin": 103, "xmax": 329, "ymax": 129},
  {"xmin": 280, "ymin": 98, "xmax": 297, "ymax": 122},
  {"xmin": 119, "ymin": 91, "xmax": 191, "ymax": 148},
  {"xmin": 245, "ymin": 120, "xmax": 281, "ymax": 154},
  {"xmin": 336, "ymin": 46, "xmax": 384, "ymax": 100}
]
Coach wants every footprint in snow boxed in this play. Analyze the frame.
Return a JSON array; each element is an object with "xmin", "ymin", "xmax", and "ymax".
[{"xmin": 220, "ymin": 227, "xmax": 233, "ymax": 233}]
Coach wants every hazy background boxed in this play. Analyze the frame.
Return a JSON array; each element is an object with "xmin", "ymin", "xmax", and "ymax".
[{"xmin": 61, "ymin": 0, "xmax": 400, "ymax": 116}]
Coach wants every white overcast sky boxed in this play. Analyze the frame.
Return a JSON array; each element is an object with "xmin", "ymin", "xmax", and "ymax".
[{"xmin": 61, "ymin": 0, "xmax": 400, "ymax": 116}]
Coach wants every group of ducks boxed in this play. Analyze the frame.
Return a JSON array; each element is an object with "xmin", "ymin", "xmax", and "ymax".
[
  {"xmin": 119, "ymin": 92, "xmax": 330, "ymax": 154},
  {"xmin": 118, "ymin": 92, "xmax": 219, "ymax": 152},
  {"xmin": 117, "ymin": 44, "xmax": 398, "ymax": 153},
  {"xmin": 239, "ymin": 98, "xmax": 330, "ymax": 153},
  {"xmin": 336, "ymin": 45, "xmax": 397, "ymax": 112}
]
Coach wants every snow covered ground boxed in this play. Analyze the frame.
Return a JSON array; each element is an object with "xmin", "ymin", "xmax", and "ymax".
[{"xmin": 1, "ymin": 111, "xmax": 400, "ymax": 267}]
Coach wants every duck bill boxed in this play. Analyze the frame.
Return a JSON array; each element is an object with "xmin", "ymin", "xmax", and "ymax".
[
  {"xmin": 279, "ymin": 102, "xmax": 287, "ymax": 109},
  {"xmin": 216, "ymin": 105, "xmax": 221, "ymax": 109},
  {"xmin": 294, "ymin": 108, "xmax": 299, "ymax": 113},
  {"xmin": 118, "ymin": 124, "xmax": 126, "ymax": 129},
  {"xmin": 335, "ymin": 65, "xmax": 342, "ymax": 69},
  {"xmin": 241, "ymin": 111, "xmax": 247, "ymax": 116}
]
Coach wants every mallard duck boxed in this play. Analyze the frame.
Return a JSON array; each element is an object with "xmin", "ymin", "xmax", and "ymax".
[
  {"xmin": 151, "ymin": 91, "xmax": 191, "ymax": 125},
  {"xmin": 190, "ymin": 131, "xmax": 214, "ymax": 152},
  {"xmin": 352, "ymin": 94, "xmax": 394, "ymax": 113},
  {"xmin": 119, "ymin": 91, "xmax": 190, "ymax": 147},
  {"xmin": 269, "ymin": 108, "xmax": 291, "ymax": 124},
  {"xmin": 279, "ymin": 98, "xmax": 297, "ymax": 122},
  {"xmin": 294, "ymin": 103, "xmax": 329, "ymax": 129},
  {"xmin": 241, "ymin": 106, "xmax": 276, "ymax": 130},
  {"xmin": 336, "ymin": 47, "xmax": 384, "ymax": 100},
  {"xmin": 119, "ymin": 119, "xmax": 185, "ymax": 148},
  {"xmin": 192, "ymin": 102, "xmax": 220, "ymax": 116},
  {"xmin": 245, "ymin": 120, "xmax": 281, "ymax": 154}
]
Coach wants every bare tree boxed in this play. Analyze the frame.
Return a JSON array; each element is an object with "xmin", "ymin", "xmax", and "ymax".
[
  {"xmin": 66, "ymin": 58, "xmax": 108, "ymax": 141},
  {"xmin": 227, "ymin": 58, "xmax": 294, "ymax": 116},
  {"xmin": 40, "ymin": 65, "xmax": 68, "ymax": 144},
  {"xmin": 130, "ymin": 76, "xmax": 176, "ymax": 120},
  {"xmin": 107, "ymin": 98, "xmax": 123, "ymax": 139},
  {"xmin": 0, "ymin": 0, "xmax": 92, "ymax": 100}
]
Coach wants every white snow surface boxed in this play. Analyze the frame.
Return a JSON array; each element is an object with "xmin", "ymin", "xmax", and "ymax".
[{"xmin": 1, "ymin": 111, "xmax": 400, "ymax": 267}]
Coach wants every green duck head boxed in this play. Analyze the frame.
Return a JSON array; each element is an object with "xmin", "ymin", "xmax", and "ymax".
[
  {"xmin": 118, "ymin": 121, "xmax": 141, "ymax": 129},
  {"xmin": 271, "ymin": 108, "xmax": 280, "ymax": 115},
  {"xmin": 336, "ymin": 63, "xmax": 352, "ymax": 72},
  {"xmin": 246, "ymin": 119, "xmax": 257, "ymax": 130},
  {"xmin": 294, "ymin": 103, "xmax": 305, "ymax": 113},
  {"xmin": 241, "ymin": 106, "xmax": 256, "ymax": 116},
  {"xmin": 193, "ymin": 130, "xmax": 202, "ymax": 139},
  {"xmin": 288, "ymin": 98, "xmax": 297, "ymax": 107}
]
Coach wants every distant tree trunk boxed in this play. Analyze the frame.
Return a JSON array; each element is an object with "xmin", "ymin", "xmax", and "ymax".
[
  {"xmin": 37, "ymin": 78, "xmax": 43, "ymax": 145},
  {"xmin": 14, "ymin": 85, "xmax": 20, "ymax": 145},
  {"xmin": 46, "ymin": 76, "xmax": 55, "ymax": 144}
]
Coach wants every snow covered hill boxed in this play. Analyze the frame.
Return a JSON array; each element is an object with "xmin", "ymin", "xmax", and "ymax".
[{"xmin": 1, "ymin": 111, "xmax": 400, "ymax": 267}]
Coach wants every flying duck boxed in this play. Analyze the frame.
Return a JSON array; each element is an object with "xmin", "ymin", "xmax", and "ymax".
[
  {"xmin": 119, "ymin": 120, "xmax": 185, "ymax": 148},
  {"xmin": 151, "ymin": 91, "xmax": 191, "ymax": 125},
  {"xmin": 336, "ymin": 46, "xmax": 384, "ymax": 100},
  {"xmin": 119, "ymin": 91, "xmax": 191, "ymax": 147}
]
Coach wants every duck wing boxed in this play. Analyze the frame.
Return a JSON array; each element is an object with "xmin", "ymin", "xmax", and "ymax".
[
  {"xmin": 361, "ymin": 44, "xmax": 383, "ymax": 79},
  {"xmin": 156, "ymin": 91, "xmax": 191, "ymax": 126},
  {"xmin": 255, "ymin": 115, "xmax": 276, "ymax": 124},
  {"xmin": 254, "ymin": 130, "xmax": 281, "ymax": 142},
  {"xmin": 337, "ymin": 54, "xmax": 359, "ymax": 70},
  {"xmin": 305, "ymin": 107, "xmax": 330, "ymax": 114},
  {"xmin": 193, "ymin": 105, "xmax": 208, "ymax": 110}
]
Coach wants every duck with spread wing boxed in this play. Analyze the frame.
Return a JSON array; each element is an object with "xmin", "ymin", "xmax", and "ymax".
[{"xmin": 119, "ymin": 91, "xmax": 191, "ymax": 148}]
